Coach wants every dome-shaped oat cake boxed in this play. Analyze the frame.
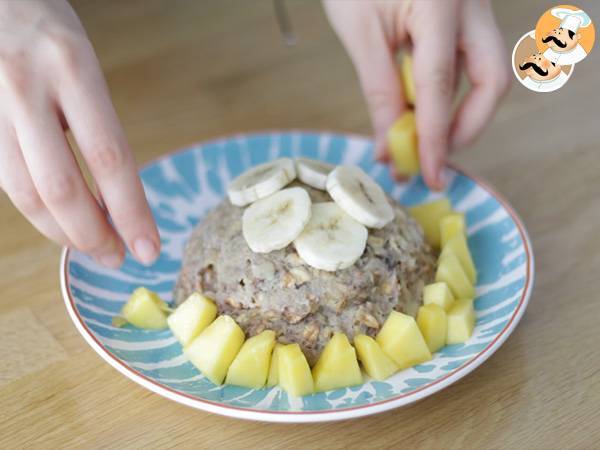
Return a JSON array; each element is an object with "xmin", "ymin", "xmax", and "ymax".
[{"xmin": 174, "ymin": 183, "xmax": 436, "ymax": 365}]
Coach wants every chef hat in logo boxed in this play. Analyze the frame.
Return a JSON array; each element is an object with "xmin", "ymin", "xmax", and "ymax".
[
  {"xmin": 560, "ymin": 15, "xmax": 582, "ymax": 33},
  {"xmin": 551, "ymin": 8, "xmax": 592, "ymax": 33}
]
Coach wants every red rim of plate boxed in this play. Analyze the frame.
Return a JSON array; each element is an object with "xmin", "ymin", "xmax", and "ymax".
[{"xmin": 60, "ymin": 131, "xmax": 534, "ymax": 423}]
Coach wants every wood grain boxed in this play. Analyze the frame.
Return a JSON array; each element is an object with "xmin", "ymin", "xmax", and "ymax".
[
  {"xmin": 0, "ymin": 308, "xmax": 67, "ymax": 386},
  {"xmin": 1, "ymin": 0, "xmax": 599, "ymax": 448}
]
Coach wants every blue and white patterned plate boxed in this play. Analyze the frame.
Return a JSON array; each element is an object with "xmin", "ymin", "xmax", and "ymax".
[{"xmin": 61, "ymin": 131, "xmax": 534, "ymax": 423}]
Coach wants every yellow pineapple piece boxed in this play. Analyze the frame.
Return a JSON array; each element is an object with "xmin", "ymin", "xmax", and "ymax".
[
  {"xmin": 440, "ymin": 212, "xmax": 466, "ymax": 248},
  {"xmin": 376, "ymin": 311, "xmax": 432, "ymax": 369},
  {"xmin": 167, "ymin": 292, "xmax": 217, "ymax": 346},
  {"xmin": 121, "ymin": 287, "xmax": 168, "ymax": 330},
  {"xmin": 440, "ymin": 234, "xmax": 477, "ymax": 284},
  {"xmin": 387, "ymin": 111, "xmax": 419, "ymax": 176},
  {"xmin": 408, "ymin": 199, "xmax": 452, "ymax": 249},
  {"xmin": 447, "ymin": 299, "xmax": 476, "ymax": 344},
  {"xmin": 436, "ymin": 252, "xmax": 475, "ymax": 299},
  {"xmin": 185, "ymin": 315, "xmax": 245, "ymax": 385},
  {"xmin": 417, "ymin": 304, "xmax": 447, "ymax": 353},
  {"xmin": 226, "ymin": 330, "xmax": 276, "ymax": 389},
  {"xmin": 266, "ymin": 343, "xmax": 284, "ymax": 388},
  {"xmin": 401, "ymin": 53, "xmax": 416, "ymax": 105},
  {"xmin": 312, "ymin": 333, "xmax": 363, "ymax": 392},
  {"xmin": 423, "ymin": 282, "xmax": 455, "ymax": 311},
  {"xmin": 278, "ymin": 344, "xmax": 314, "ymax": 397},
  {"xmin": 354, "ymin": 334, "xmax": 398, "ymax": 381}
]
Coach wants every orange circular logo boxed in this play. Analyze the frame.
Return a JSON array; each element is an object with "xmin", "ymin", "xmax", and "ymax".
[
  {"xmin": 512, "ymin": 5, "xmax": 594, "ymax": 93},
  {"xmin": 535, "ymin": 5, "xmax": 595, "ymax": 65}
]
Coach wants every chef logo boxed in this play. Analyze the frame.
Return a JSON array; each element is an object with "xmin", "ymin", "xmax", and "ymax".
[
  {"xmin": 512, "ymin": 5, "xmax": 594, "ymax": 93},
  {"xmin": 512, "ymin": 31, "xmax": 574, "ymax": 93}
]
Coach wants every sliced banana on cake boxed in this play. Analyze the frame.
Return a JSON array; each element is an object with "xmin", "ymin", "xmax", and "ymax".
[
  {"xmin": 326, "ymin": 166, "xmax": 394, "ymax": 229},
  {"xmin": 243, "ymin": 187, "xmax": 312, "ymax": 253},
  {"xmin": 294, "ymin": 202, "xmax": 368, "ymax": 271},
  {"xmin": 227, "ymin": 158, "xmax": 296, "ymax": 206},
  {"xmin": 295, "ymin": 158, "xmax": 335, "ymax": 190}
]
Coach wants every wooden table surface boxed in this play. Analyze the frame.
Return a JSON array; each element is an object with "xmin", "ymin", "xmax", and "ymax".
[{"xmin": 1, "ymin": 1, "xmax": 599, "ymax": 448}]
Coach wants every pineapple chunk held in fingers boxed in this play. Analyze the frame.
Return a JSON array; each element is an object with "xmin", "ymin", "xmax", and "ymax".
[
  {"xmin": 400, "ymin": 52, "xmax": 416, "ymax": 106},
  {"xmin": 387, "ymin": 111, "xmax": 419, "ymax": 177}
]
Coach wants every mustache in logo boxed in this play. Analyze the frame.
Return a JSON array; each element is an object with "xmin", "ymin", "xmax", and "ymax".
[
  {"xmin": 542, "ymin": 35, "xmax": 567, "ymax": 48},
  {"xmin": 519, "ymin": 62, "xmax": 549, "ymax": 77}
]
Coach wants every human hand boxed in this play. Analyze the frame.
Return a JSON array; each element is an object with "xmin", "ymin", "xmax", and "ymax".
[
  {"xmin": 324, "ymin": 0, "xmax": 510, "ymax": 190},
  {"xmin": 0, "ymin": 0, "xmax": 159, "ymax": 267}
]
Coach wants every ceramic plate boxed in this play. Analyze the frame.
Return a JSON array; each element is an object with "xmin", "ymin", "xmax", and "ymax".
[{"xmin": 61, "ymin": 131, "xmax": 534, "ymax": 423}]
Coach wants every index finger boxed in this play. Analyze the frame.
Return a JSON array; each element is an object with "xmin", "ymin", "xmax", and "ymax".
[
  {"xmin": 409, "ymin": 2, "xmax": 459, "ymax": 190},
  {"xmin": 56, "ymin": 46, "xmax": 160, "ymax": 265},
  {"xmin": 323, "ymin": 3, "xmax": 406, "ymax": 161}
]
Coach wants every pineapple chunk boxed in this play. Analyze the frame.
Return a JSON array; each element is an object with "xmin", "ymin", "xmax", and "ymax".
[
  {"xmin": 417, "ymin": 304, "xmax": 447, "ymax": 353},
  {"xmin": 185, "ymin": 315, "xmax": 244, "ymax": 385},
  {"xmin": 167, "ymin": 292, "xmax": 217, "ymax": 346},
  {"xmin": 376, "ymin": 311, "xmax": 432, "ymax": 369},
  {"xmin": 440, "ymin": 234, "xmax": 477, "ymax": 284},
  {"xmin": 121, "ymin": 287, "xmax": 168, "ymax": 330},
  {"xmin": 226, "ymin": 330, "xmax": 276, "ymax": 389},
  {"xmin": 401, "ymin": 53, "xmax": 416, "ymax": 105},
  {"xmin": 387, "ymin": 111, "xmax": 419, "ymax": 176},
  {"xmin": 423, "ymin": 282, "xmax": 455, "ymax": 311},
  {"xmin": 354, "ymin": 334, "xmax": 398, "ymax": 381},
  {"xmin": 266, "ymin": 343, "xmax": 284, "ymax": 387},
  {"xmin": 436, "ymin": 252, "xmax": 475, "ymax": 299},
  {"xmin": 278, "ymin": 344, "xmax": 313, "ymax": 397},
  {"xmin": 447, "ymin": 299, "xmax": 476, "ymax": 344},
  {"xmin": 408, "ymin": 199, "xmax": 452, "ymax": 249},
  {"xmin": 440, "ymin": 212, "xmax": 466, "ymax": 248},
  {"xmin": 312, "ymin": 333, "xmax": 363, "ymax": 392}
]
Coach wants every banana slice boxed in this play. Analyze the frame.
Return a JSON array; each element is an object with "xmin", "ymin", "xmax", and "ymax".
[
  {"xmin": 326, "ymin": 166, "xmax": 394, "ymax": 229},
  {"xmin": 243, "ymin": 187, "xmax": 312, "ymax": 253},
  {"xmin": 295, "ymin": 158, "xmax": 335, "ymax": 190},
  {"xmin": 227, "ymin": 158, "xmax": 296, "ymax": 206},
  {"xmin": 294, "ymin": 202, "xmax": 367, "ymax": 271}
]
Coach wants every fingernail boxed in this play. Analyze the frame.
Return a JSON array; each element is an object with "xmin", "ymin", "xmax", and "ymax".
[
  {"xmin": 97, "ymin": 253, "xmax": 122, "ymax": 269},
  {"xmin": 133, "ymin": 237, "xmax": 158, "ymax": 265}
]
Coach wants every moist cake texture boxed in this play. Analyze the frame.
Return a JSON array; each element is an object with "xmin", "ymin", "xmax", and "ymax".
[{"xmin": 174, "ymin": 183, "xmax": 435, "ymax": 365}]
